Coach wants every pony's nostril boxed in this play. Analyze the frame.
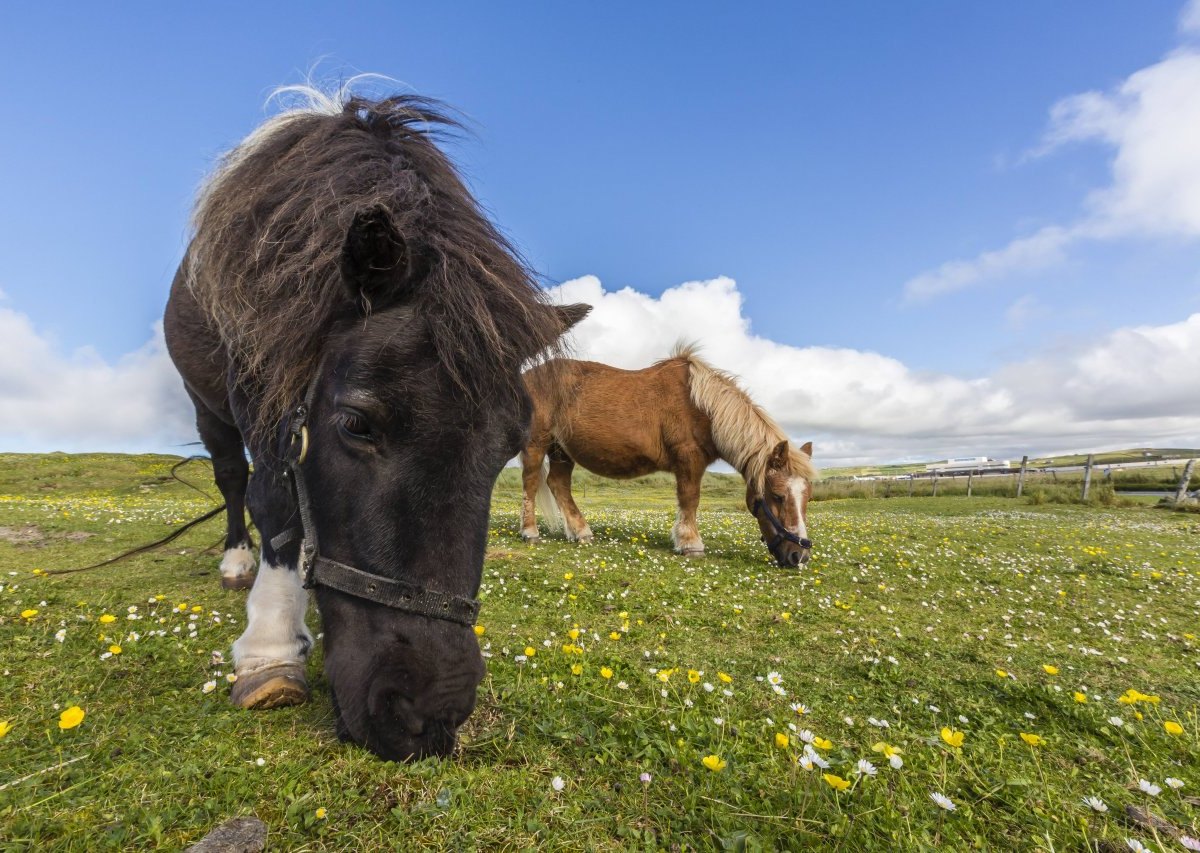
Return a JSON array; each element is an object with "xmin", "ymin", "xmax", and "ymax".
[{"xmin": 788, "ymin": 551, "xmax": 801, "ymax": 567}]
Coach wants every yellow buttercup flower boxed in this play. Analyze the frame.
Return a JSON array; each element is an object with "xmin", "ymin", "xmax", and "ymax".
[
  {"xmin": 1118, "ymin": 689, "xmax": 1161, "ymax": 705},
  {"xmin": 568, "ymin": 629, "xmax": 580, "ymax": 640},
  {"xmin": 0, "ymin": 720, "xmax": 13, "ymax": 738},
  {"xmin": 1019, "ymin": 732, "xmax": 1044, "ymax": 747},
  {"xmin": 570, "ymin": 664, "xmax": 583, "ymax": 676},
  {"xmin": 718, "ymin": 672, "xmax": 732, "ymax": 684},
  {"xmin": 524, "ymin": 647, "xmax": 536, "ymax": 657},
  {"xmin": 940, "ymin": 727, "xmax": 964, "ymax": 748},
  {"xmin": 600, "ymin": 666, "xmax": 613, "ymax": 679},
  {"xmin": 1164, "ymin": 720, "xmax": 1183, "ymax": 736},
  {"xmin": 774, "ymin": 732, "xmax": 789, "ymax": 749},
  {"xmin": 58, "ymin": 706, "xmax": 85, "ymax": 730},
  {"xmin": 609, "ymin": 632, "xmax": 621, "ymax": 641},
  {"xmin": 98, "ymin": 614, "xmax": 116, "ymax": 624},
  {"xmin": 108, "ymin": 645, "xmax": 122, "ymax": 655},
  {"xmin": 871, "ymin": 741, "xmax": 901, "ymax": 758},
  {"xmin": 822, "ymin": 773, "xmax": 851, "ymax": 791},
  {"xmin": 995, "ymin": 669, "xmax": 1008, "ymax": 678},
  {"xmin": 20, "ymin": 609, "xmax": 38, "ymax": 620},
  {"xmin": 563, "ymin": 572, "xmax": 574, "ymax": 581},
  {"xmin": 687, "ymin": 670, "xmax": 701, "ymax": 684},
  {"xmin": 473, "ymin": 625, "xmax": 486, "ymax": 637},
  {"xmin": 812, "ymin": 736, "xmax": 832, "ymax": 750},
  {"xmin": 315, "ymin": 807, "xmax": 327, "ymax": 820},
  {"xmin": 1042, "ymin": 664, "xmax": 1058, "ymax": 676},
  {"xmin": 701, "ymin": 754, "xmax": 726, "ymax": 772},
  {"xmin": 1073, "ymin": 692, "xmax": 1087, "ymax": 704}
]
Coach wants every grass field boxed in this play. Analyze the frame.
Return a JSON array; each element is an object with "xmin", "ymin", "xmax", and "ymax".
[{"xmin": 1, "ymin": 454, "xmax": 1198, "ymax": 850}]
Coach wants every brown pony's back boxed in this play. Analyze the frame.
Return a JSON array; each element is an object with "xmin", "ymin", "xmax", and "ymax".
[{"xmin": 523, "ymin": 355, "xmax": 718, "ymax": 480}]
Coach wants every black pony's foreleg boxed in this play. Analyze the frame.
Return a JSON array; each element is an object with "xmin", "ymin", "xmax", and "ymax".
[{"xmin": 189, "ymin": 390, "xmax": 256, "ymax": 590}]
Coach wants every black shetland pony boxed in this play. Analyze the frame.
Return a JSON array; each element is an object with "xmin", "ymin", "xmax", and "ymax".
[{"xmin": 164, "ymin": 82, "xmax": 588, "ymax": 761}]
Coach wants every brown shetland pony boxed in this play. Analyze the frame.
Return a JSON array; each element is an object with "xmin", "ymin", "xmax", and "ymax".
[{"xmin": 519, "ymin": 344, "xmax": 816, "ymax": 567}]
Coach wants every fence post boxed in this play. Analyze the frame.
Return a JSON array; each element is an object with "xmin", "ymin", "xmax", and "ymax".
[
  {"xmin": 884, "ymin": 481, "xmax": 892, "ymax": 498},
  {"xmin": 932, "ymin": 472, "xmax": 939, "ymax": 497},
  {"xmin": 1016, "ymin": 455, "xmax": 1028, "ymax": 497},
  {"xmin": 907, "ymin": 475, "xmax": 914, "ymax": 497},
  {"xmin": 1174, "ymin": 459, "xmax": 1197, "ymax": 504},
  {"xmin": 1081, "ymin": 454, "xmax": 1094, "ymax": 501},
  {"xmin": 967, "ymin": 471, "xmax": 973, "ymax": 498}
]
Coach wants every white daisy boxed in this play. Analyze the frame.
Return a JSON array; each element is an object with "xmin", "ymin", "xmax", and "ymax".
[
  {"xmin": 929, "ymin": 792, "xmax": 956, "ymax": 811},
  {"xmin": 1082, "ymin": 795, "xmax": 1108, "ymax": 813}
]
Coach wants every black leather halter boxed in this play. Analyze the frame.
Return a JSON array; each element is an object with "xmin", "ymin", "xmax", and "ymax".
[
  {"xmin": 752, "ymin": 496, "xmax": 813, "ymax": 562},
  {"xmin": 269, "ymin": 376, "xmax": 481, "ymax": 628}
]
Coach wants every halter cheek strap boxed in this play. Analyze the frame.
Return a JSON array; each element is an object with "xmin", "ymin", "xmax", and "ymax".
[
  {"xmin": 752, "ymin": 497, "xmax": 813, "ymax": 560},
  {"xmin": 269, "ymin": 376, "xmax": 481, "ymax": 628}
]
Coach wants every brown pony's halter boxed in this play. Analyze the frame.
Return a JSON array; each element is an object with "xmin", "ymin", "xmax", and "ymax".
[
  {"xmin": 269, "ymin": 374, "xmax": 481, "ymax": 627},
  {"xmin": 751, "ymin": 497, "xmax": 813, "ymax": 563}
]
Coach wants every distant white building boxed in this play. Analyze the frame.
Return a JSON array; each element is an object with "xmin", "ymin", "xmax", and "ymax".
[{"xmin": 925, "ymin": 457, "xmax": 1011, "ymax": 473}]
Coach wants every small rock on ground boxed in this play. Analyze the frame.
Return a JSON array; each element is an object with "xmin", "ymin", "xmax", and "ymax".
[{"xmin": 185, "ymin": 816, "xmax": 267, "ymax": 853}]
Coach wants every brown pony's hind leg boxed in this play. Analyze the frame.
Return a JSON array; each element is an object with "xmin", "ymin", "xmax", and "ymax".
[
  {"xmin": 546, "ymin": 454, "xmax": 593, "ymax": 543},
  {"xmin": 519, "ymin": 446, "xmax": 545, "ymax": 543},
  {"xmin": 672, "ymin": 459, "xmax": 706, "ymax": 557}
]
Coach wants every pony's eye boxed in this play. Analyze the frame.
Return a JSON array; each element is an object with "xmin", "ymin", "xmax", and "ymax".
[
  {"xmin": 772, "ymin": 493, "xmax": 786, "ymax": 503},
  {"xmin": 338, "ymin": 411, "xmax": 374, "ymax": 442}
]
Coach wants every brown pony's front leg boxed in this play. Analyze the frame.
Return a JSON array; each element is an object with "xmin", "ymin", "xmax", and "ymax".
[
  {"xmin": 546, "ymin": 455, "xmax": 592, "ymax": 543},
  {"xmin": 519, "ymin": 447, "xmax": 546, "ymax": 542},
  {"xmin": 672, "ymin": 460, "xmax": 706, "ymax": 556}
]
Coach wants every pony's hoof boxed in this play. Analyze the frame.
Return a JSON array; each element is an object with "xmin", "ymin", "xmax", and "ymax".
[
  {"xmin": 576, "ymin": 535, "xmax": 594, "ymax": 545},
  {"xmin": 520, "ymin": 533, "xmax": 541, "ymax": 544},
  {"xmin": 221, "ymin": 573, "xmax": 255, "ymax": 591},
  {"xmin": 230, "ymin": 664, "xmax": 309, "ymax": 710},
  {"xmin": 679, "ymin": 548, "xmax": 705, "ymax": 558}
]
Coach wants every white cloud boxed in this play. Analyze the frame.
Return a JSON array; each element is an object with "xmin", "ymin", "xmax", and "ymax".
[
  {"xmin": 1181, "ymin": 0, "xmax": 1200, "ymax": 34},
  {"xmin": 3, "ymin": 276, "xmax": 1198, "ymax": 468},
  {"xmin": 0, "ymin": 300, "xmax": 195, "ymax": 453},
  {"xmin": 549, "ymin": 276, "xmax": 1200, "ymax": 467},
  {"xmin": 904, "ymin": 12, "xmax": 1200, "ymax": 300},
  {"xmin": 903, "ymin": 226, "xmax": 1076, "ymax": 301},
  {"xmin": 1004, "ymin": 294, "xmax": 1044, "ymax": 330}
]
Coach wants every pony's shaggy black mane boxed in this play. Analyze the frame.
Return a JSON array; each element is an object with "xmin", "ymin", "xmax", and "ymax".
[{"xmin": 188, "ymin": 88, "xmax": 563, "ymax": 440}]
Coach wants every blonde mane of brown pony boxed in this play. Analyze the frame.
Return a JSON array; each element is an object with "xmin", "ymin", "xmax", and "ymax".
[{"xmin": 671, "ymin": 343, "xmax": 817, "ymax": 494}]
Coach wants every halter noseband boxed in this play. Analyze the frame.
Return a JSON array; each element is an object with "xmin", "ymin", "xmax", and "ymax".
[
  {"xmin": 751, "ymin": 496, "xmax": 813, "ymax": 562},
  {"xmin": 268, "ymin": 376, "xmax": 481, "ymax": 628}
]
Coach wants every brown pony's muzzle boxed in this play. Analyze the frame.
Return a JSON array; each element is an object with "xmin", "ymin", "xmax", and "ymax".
[{"xmin": 777, "ymin": 539, "xmax": 812, "ymax": 568}]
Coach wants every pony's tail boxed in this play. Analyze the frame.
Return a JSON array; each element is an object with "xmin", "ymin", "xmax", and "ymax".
[{"xmin": 535, "ymin": 457, "xmax": 564, "ymax": 533}]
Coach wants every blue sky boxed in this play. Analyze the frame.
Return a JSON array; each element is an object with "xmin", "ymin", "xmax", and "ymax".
[{"xmin": 2, "ymin": 1, "xmax": 1199, "ymax": 464}]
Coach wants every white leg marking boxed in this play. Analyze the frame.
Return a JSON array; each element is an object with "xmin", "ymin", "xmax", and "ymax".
[
  {"xmin": 672, "ymin": 512, "xmax": 703, "ymax": 554},
  {"xmin": 565, "ymin": 521, "xmax": 593, "ymax": 543},
  {"xmin": 231, "ymin": 558, "xmax": 313, "ymax": 675},
  {"xmin": 219, "ymin": 543, "xmax": 256, "ymax": 582}
]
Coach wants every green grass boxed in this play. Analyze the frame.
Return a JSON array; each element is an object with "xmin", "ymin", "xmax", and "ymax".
[{"xmin": 2, "ymin": 454, "xmax": 1198, "ymax": 850}]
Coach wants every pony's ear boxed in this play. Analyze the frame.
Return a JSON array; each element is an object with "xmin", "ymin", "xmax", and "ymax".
[
  {"xmin": 799, "ymin": 441, "xmax": 813, "ymax": 457},
  {"xmin": 553, "ymin": 303, "xmax": 591, "ymax": 335},
  {"xmin": 341, "ymin": 207, "xmax": 409, "ymax": 306},
  {"xmin": 769, "ymin": 440, "xmax": 790, "ymax": 470}
]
